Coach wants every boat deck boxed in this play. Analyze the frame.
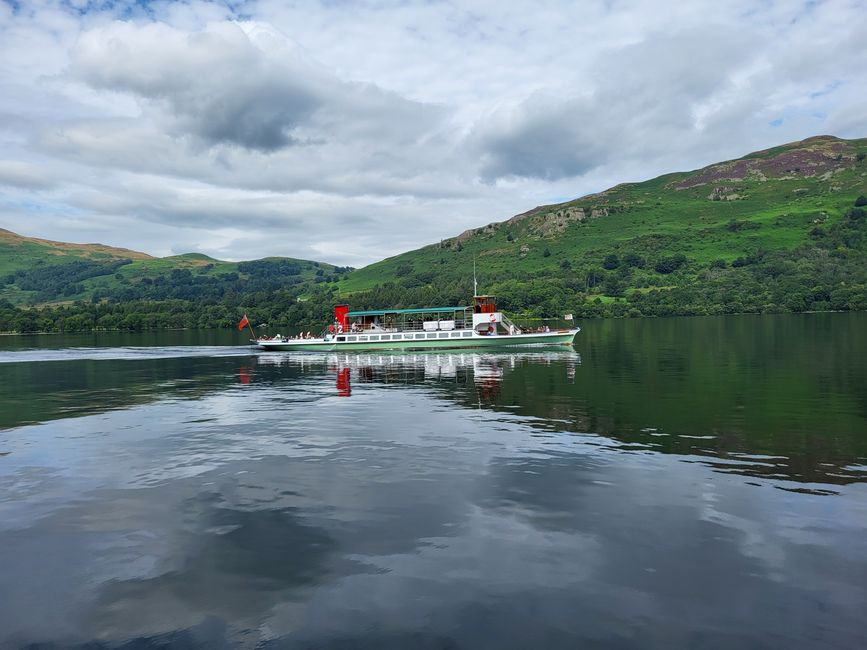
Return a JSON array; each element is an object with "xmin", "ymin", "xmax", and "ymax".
[{"xmin": 255, "ymin": 328, "xmax": 579, "ymax": 352}]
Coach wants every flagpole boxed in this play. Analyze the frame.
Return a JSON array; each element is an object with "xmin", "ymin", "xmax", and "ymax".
[{"xmin": 240, "ymin": 314, "xmax": 257, "ymax": 341}]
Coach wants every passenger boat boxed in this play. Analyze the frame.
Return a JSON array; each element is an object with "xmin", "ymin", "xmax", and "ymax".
[{"xmin": 254, "ymin": 295, "xmax": 579, "ymax": 352}]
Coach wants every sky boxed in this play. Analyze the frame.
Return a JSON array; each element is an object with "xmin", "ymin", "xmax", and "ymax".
[{"xmin": 1, "ymin": 0, "xmax": 866, "ymax": 267}]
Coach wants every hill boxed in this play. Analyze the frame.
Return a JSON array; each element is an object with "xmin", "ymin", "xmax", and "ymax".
[
  {"xmin": 0, "ymin": 230, "xmax": 347, "ymax": 307},
  {"xmin": 339, "ymin": 135, "xmax": 867, "ymax": 318}
]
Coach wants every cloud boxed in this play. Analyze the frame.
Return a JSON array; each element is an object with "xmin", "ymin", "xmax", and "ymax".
[
  {"xmin": 0, "ymin": 0, "xmax": 865, "ymax": 266},
  {"xmin": 474, "ymin": 27, "xmax": 759, "ymax": 182},
  {"xmin": 0, "ymin": 160, "xmax": 59, "ymax": 190},
  {"xmin": 68, "ymin": 20, "xmax": 449, "ymax": 155},
  {"xmin": 71, "ymin": 22, "xmax": 351, "ymax": 152}
]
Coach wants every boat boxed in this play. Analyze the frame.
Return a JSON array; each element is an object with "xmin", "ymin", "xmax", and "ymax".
[{"xmin": 253, "ymin": 295, "xmax": 579, "ymax": 352}]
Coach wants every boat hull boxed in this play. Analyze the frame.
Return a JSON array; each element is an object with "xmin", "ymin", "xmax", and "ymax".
[{"xmin": 256, "ymin": 329, "xmax": 579, "ymax": 352}]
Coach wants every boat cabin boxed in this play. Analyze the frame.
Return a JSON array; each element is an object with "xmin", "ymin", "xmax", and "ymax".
[
  {"xmin": 473, "ymin": 295, "xmax": 497, "ymax": 314},
  {"xmin": 326, "ymin": 299, "xmax": 520, "ymax": 342}
]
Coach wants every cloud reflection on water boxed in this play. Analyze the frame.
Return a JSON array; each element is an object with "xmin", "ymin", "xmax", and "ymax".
[{"xmin": 0, "ymin": 324, "xmax": 866, "ymax": 648}]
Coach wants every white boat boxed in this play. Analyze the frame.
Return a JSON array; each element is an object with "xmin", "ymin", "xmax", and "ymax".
[{"xmin": 254, "ymin": 295, "xmax": 579, "ymax": 352}]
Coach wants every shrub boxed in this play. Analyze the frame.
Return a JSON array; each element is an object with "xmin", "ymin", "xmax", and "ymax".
[
  {"xmin": 543, "ymin": 248, "xmax": 551, "ymax": 257},
  {"xmin": 602, "ymin": 253, "xmax": 620, "ymax": 270},
  {"xmin": 855, "ymin": 195, "xmax": 867, "ymax": 207}
]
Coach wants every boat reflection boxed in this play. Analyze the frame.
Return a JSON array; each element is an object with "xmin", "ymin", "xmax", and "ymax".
[{"xmin": 255, "ymin": 350, "xmax": 581, "ymax": 404}]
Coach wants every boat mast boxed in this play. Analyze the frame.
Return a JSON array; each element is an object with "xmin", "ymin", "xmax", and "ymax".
[{"xmin": 473, "ymin": 256, "xmax": 478, "ymax": 296}]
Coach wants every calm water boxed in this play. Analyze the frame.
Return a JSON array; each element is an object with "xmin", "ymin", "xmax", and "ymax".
[{"xmin": 1, "ymin": 314, "xmax": 866, "ymax": 649}]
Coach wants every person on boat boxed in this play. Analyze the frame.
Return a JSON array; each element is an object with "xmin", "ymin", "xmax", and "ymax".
[{"xmin": 544, "ymin": 325, "xmax": 550, "ymax": 332}]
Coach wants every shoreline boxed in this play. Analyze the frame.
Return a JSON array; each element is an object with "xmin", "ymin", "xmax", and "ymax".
[{"xmin": 0, "ymin": 309, "xmax": 858, "ymax": 337}]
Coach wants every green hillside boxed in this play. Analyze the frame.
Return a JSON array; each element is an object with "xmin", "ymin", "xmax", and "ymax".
[
  {"xmin": 339, "ymin": 135, "xmax": 867, "ymax": 317},
  {"xmin": 0, "ymin": 229, "xmax": 347, "ymax": 306}
]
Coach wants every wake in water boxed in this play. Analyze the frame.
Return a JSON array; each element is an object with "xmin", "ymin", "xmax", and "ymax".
[{"xmin": 0, "ymin": 345, "xmax": 257, "ymax": 364}]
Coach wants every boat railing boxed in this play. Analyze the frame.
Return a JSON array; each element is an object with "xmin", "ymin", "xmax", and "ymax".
[{"xmin": 500, "ymin": 314, "xmax": 522, "ymax": 335}]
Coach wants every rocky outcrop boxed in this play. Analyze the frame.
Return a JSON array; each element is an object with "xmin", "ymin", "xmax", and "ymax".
[
  {"xmin": 674, "ymin": 136, "xmax": 855, "ymax": 190},
  {"xmin": 708, "ymin": 186, "xmax": 743, "ymax": 201}
]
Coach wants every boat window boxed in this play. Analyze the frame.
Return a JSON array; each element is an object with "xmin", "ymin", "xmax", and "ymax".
[
  {"xmin": 438, "ymin": 332, "xmax": 449, "ymax": 338},
  {"xmin": 369, "ymin": 335, "xmax": 379, "ymax": 341},
  {"xmin": 404, "ymin": 334, "xmax": 414, "ymax": 340},
  {"xmin": 415, "ymin": 333, "xmax": 425, "ymax": 339},
  {"xmin": 380, "ymin": 334, "xmax": 390, "ymax": 340},
  {"xmin": 450, "ymin": 331, "xmax": 460, "ymax": 337},
  {"xmin": 337, "ymin": 336, "xmax": 345, "ymax": 342},
  {"xmin": 359, "ymin": 336, "xmax": 368, "ymax": 341},
  {"xmin": 462, "ymin": 331, "xmax": 473, "ymax": 337},
  {"xmin": 426, "ymin": 333, "xmax": 437, "ymax": 339}
]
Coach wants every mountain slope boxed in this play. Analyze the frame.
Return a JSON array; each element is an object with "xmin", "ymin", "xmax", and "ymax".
[
  {"xmin": 0, "ymin": 228, "xmax": 153, "ymax": 275},
  {"xmin": 339, "ymin": 135, "xmax": 867, "ymax": 317},
  {"xmin": 0, "ymin": 230, "xmax": 345, "ymax": 306}
]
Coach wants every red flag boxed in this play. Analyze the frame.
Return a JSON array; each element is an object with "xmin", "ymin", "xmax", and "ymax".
[{"xmin": 238, "ymin": 314, "xmax": 250, "ymax": 331}]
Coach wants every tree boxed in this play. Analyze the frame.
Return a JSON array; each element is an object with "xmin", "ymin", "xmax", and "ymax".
[
  {"xmin": 855, "ymin": 195, "xmax": 867, "ymax": 207},
  {"xmin": 654, "ymin": 254, "xmax": 687, "ymax": 274},
  {"xmin": 622, "ymin": 253, "xmax": 645, "ymax": 268},
  {"xmin": 602, "ymin": 275, "xmax": 625, "ymax": 297},
  {"xmin": 603, "ymin": 253, "xmax": 620, "ymax": 270},
  {"xmin": 586, "ymin": 269, "xmax": 604, "ymax": 288},
  {"xmin": 395, "ymin": 263, "xmax": 413, "ymax": 277},
  {"xmin": 543, "ymin": 248, "xmax": 551, "ymax": 257}
]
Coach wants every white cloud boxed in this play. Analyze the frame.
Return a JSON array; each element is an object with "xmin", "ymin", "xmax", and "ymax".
[{"xmin": 0, "ymin": 0, "xmax": 865, "ymax": 266}]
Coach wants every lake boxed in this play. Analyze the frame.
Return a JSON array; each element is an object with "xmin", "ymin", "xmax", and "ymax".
[{"xmin": 1, "ymin": 313, "xmax": 866, "ymax": 649}]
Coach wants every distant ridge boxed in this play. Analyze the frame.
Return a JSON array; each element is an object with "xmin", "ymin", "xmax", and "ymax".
[
  {"xmin": 0, "ymin": 227, "xmax": 153, "ymax": 261},
  {"xmin": 0, "ymin": 227, "xmax": 342, "ymax": 307}
]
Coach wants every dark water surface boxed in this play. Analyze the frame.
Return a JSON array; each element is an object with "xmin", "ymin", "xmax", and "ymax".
[{"xmin": 1, "ymin": 314, "xmax": 866, "ymax": 649}]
